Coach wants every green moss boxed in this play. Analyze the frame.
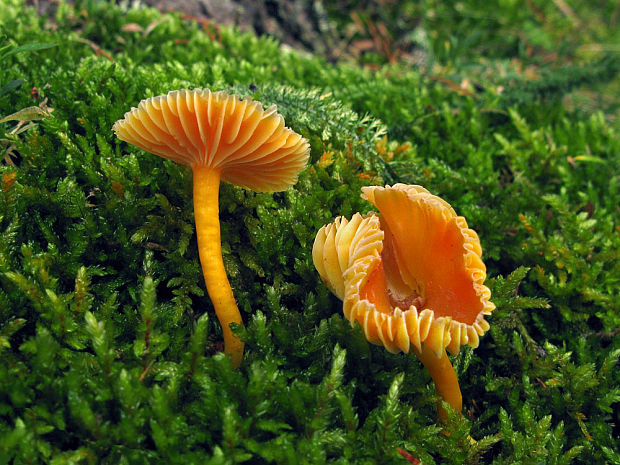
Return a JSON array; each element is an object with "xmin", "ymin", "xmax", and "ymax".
[{"xmin": 1, "ymin": 1, "xmax": 618, "ymax": 463}]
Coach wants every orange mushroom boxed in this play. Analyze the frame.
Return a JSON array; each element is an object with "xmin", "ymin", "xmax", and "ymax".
[
  {"xmin": 313, "ymin": 184, "xmax": 494, "ymax": 420},
  {"xmin": 114, "ymin": 89, "xmax": 310, "ymax": 368}
]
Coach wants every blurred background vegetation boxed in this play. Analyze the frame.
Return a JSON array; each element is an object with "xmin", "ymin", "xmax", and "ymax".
[{"xmin": 322, "ymin": 0, "xmax": 619, "ymax": 117}]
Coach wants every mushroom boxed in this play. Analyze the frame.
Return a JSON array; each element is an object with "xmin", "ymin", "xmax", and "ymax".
[
  {"xmin": 114, "ymin": 88, "xmax": 310, "ymax": 368},
  {"xmin": 313, "ymin": 184, "xmax": 494, "ymax": 420}
]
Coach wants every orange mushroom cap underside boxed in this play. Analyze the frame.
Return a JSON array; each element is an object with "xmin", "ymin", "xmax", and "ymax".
[
  {"xmin": 312, "ymin": 184, "xmax": 495, "ymax": 357},
  {"xmin": 113, "ymin": 88, "xmax": 310, "ymax": 192}
]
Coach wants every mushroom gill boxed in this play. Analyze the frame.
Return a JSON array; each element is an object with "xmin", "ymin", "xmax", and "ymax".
[{"xmin": 313, "ymin": 183, "xmax": 495, "ymax": 419}]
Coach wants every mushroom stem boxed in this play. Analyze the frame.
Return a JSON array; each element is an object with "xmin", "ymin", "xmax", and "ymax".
[
  {"xmin": 413, "ymin": 345, "xmax": 462, "ymax": 422},
  {"xmin": 192, "ymin": 165, "xmax": 244, "ymax": 368}
]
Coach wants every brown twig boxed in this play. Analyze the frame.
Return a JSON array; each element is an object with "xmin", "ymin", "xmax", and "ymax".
[
  {"xmin": 582, "ymin": 328, "xmax": 620, "ymax": 339},
  {"xmin": 397, "ymin": 448, "xmax": 422, "ymax": 464},
  {"xmin": 178, "ymin": 12, "xmax": 220, "ymax": 42},
  {"xmin": 72, "ymin": 36, "xmax": 114, "ymax": 61},
  {"xmin": 552, "ymin": 0, "xmax": 581, "ymax": 27},
  {"xmin": 138, "ymin": 359, "xmax": 155, "ymax": 382}
]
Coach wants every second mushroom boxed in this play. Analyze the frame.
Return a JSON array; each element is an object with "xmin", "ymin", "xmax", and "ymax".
[
  {"xmin": 313, "ymin": 183, "xmax": 495, "ymax": 421},
  {"xmin": 114, "ymin": 89, "xmax": 310, "ymax": 368}
]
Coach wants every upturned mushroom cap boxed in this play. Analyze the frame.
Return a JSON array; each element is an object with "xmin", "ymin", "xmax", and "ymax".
[
  {"xmin": 313, "ymin": 184, "xmax": 494, "ymax": 357},
  {"xmin": 112, "ymin": 88, "xmax": 310, "ymax": 191},
  {"xmin": 312, "ymin": 213, "xmax": 384, "ymax": 300}
]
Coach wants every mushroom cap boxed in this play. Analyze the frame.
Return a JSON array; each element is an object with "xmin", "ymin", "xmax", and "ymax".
[
  {"xmin": 312, "ymin": 184, "xmax": 495, "ymax": 357},
  {"xmin": 312, "ymin": 213, "xmax": 384, "ymax": 300},
  {"xmin": 113, "ymin": 88, "xmax": 310, "ymax": 192}
]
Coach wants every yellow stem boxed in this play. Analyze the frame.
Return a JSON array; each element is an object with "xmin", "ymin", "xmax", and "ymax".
[
  {"xmin": 413, "ymin": 345, "xmax": 462, "ymax": 422},
  {"xmin": 192, "ymin": 165, "xmax": 244, "ymax": 368}
]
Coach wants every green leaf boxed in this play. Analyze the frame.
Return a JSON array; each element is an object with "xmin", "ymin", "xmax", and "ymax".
[
  {"xmin": 0, "ymin": 78, "xmax": 24, "ymax": 99},
  {"xmin": 0, "ymin": 105, "xmax": 52, "ymax": 123},
  {"xmin": 1, "ymin": 42, "xmax": 57, "ymax": 60}
]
